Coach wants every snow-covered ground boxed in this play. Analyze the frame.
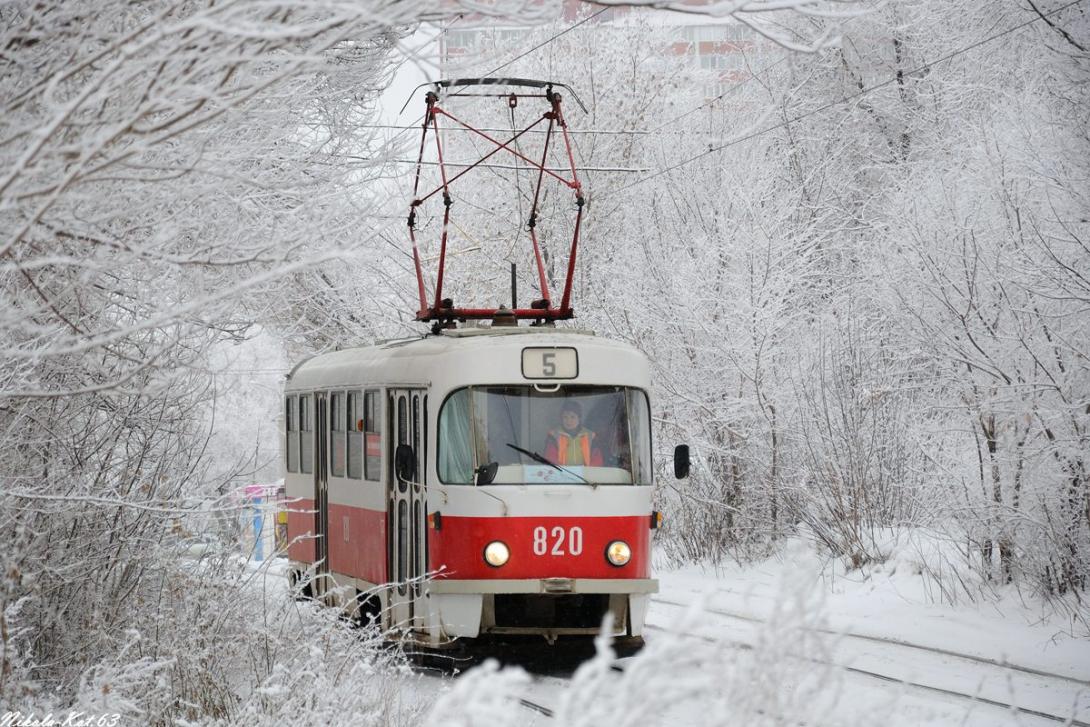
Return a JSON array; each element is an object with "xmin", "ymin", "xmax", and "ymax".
[
  {"xmin": 246, "ymin": 537, "xmax": 1088, "ymax": 726},
  {"xmin": 457, "ymin": 539, "xmax": 1090, "ymax": 727},
  {"xmin": 644, "ymin": 549, "xmax": 1089, "ymax": 726}
]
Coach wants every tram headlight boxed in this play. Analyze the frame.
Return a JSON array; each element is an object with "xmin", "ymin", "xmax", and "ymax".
[
  {"xmin": 483, "ymin": 541, "xmax": 510, "ymax": 568},
  {"xmin": 606, "ymin": 540, "xmax": 631, "ymax": 567}
]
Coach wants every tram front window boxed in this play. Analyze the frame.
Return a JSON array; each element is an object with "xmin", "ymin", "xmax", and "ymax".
[{"xmin": 438, "ymin": 385, "xmax": 652, "ymax": 485}]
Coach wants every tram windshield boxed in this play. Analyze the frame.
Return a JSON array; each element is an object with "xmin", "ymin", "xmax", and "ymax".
[{"xmin": 438, "ymin": 385, "xmax": 652, "ymax": 485}]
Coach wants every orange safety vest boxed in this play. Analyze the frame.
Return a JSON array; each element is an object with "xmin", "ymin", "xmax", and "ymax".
[{"xmin": 551, "ymin": 430, "xmax": 593, "ymax": 466}]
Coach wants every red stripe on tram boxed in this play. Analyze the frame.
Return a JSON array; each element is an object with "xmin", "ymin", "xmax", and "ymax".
[{"xmin": 428, "ymin": 515, "xmax": 649, "ymax": 580}]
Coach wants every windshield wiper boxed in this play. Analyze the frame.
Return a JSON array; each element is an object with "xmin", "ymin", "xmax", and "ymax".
[{"xmin": 506, "ymin": 443, "xmax": 589, "ymax": 484}]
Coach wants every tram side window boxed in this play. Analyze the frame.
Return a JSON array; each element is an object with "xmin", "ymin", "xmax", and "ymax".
[
  {"xmin": 285, "ymin": 396, "xmax": 298, "ymax": 473},
  {"xmin": 299, "ymin": 394, "xmax": 313, "ymax": 474},
  {"xmin": 330, "ymin": 392, "xmax": 345, "ymax": 477},
  {"xmin": 438, "ymin": 388, "xmax": 474, "ymax": 484},
  {"xmin": 627, "ymin": 389, "xmax": 653, "ymax": 485},
  {"xmin": 347, "ymin": 391, "xmax": 362, "ymax": 479},
  {"xmin": 364, "ymin": 390, "xmax": 382, "ymax": 481},
  {"xmin": 412, "ymin": 395, "xmax": 421, "ymax": 477}
]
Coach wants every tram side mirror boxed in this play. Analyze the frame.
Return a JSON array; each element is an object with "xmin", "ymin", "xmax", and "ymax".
[
  {"xmin": 476, "ymin": 461, "xmax": 498, "ymax": 485},
  {"xmin": 395, "ymin": 444, "xmax": 416, "ymax": 482},
  {"xmin": 674, "ymin": 444, "xmax": 691, "ymax": 480}
]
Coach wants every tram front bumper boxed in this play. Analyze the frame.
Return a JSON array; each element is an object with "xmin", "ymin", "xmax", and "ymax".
[
  {"xmin": 426, "ymin": 577, "xmax": 658, "ymax": 595},
  {"xmin": 427, "ymin": 578, "xmax": 657, "ymax": 639}
]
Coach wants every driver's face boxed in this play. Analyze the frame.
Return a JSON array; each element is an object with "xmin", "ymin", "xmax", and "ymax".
[{"xmin": 562, "ymin": 411, "xmax": 580, "ymax": 431}]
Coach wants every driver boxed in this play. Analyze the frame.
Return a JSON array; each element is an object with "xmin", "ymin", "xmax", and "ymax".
[{"xmin": 545, "ymin": 400, "xmax": 603, "ymax": 466}]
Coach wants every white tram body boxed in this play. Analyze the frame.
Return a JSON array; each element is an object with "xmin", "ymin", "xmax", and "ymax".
[{"xmin": 282, "ymin": 326, "xmax": 658, "ymax": 645}]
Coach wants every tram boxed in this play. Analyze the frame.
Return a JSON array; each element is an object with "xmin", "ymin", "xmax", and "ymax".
[
  {"xmin": 283, "ymin": 323, "xmax": 689, "ymax": 647},
  {"xmin": 282, "ymin": 78, "xmax": 689, "ymax": 647}
]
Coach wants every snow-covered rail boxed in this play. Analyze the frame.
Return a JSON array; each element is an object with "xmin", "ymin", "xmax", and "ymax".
[
  {"xmin": 648, "ymin": 598, "xmax": 1090, "ymax": 727},
  {"xmin": 518, "ymin": 697, "xmax": 555, "ymax": 718},
  {"xmin": 651, "ymin": 595, "xmax": 1090, "ymax": 688},
  {"xmin": 430, "ymin": 592, "xmax": 1088, "ymax": 725}
]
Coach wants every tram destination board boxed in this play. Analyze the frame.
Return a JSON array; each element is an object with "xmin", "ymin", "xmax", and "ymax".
[{"xmin": 522, "ymin": 347, "xmax": 578, "ymax": 379}]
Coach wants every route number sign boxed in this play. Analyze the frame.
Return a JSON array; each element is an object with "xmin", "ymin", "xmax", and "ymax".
[{"xmin": 522, "ymin": 347, "xmax": 578, "ymax": 379}]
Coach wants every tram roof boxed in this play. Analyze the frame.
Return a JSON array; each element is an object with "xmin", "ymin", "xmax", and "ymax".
[{"xmin": 284, "ymin": 326, "xmax": 649, "ymax": 392}]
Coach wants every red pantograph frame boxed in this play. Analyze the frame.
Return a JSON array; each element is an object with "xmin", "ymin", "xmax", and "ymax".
[{"xmin": 406, "ymin": 81, "xmax": 585, "ymax": 323}]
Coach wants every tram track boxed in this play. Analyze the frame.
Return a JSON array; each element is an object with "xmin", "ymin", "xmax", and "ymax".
[
  {"xmin": 518, "ymin": 697, "xmax": 555, "ymax": 718},
  {"xmin": 459, "ymin": 595, "xmax": 1090, "ymax": 724},
  {"xmin": 518, "ymin": 634, "xmax": 1090, "ymax": 726},
  {"xmin": 651, "ymin": 594, "xmax": 1090, "ymax": 688},
  {"xmin": 646, "ymin": 601, "xmax": 1090, "ymax": 727},
  {"xmin": 643, "ymin": 623, "xmax": 1090, "ymax": 726}
]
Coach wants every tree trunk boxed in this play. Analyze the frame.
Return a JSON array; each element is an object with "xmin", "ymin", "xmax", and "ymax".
[{"xmin": 980, "ymin": 413, "xmax": 1003, "ymax": 580}]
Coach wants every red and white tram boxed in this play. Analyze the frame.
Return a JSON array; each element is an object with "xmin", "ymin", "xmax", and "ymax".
[
  {"xmin": 283, "ymin": 79, "xmax": 690, "ymax": 647},
  {"xmin": 282, "ymin": 324, "xmax": 686, "ymax": 647}
]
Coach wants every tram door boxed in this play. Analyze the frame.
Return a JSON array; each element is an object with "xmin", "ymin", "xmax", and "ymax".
[
  {"xmin": 313, "ymin": 393, "xmax": 330, "ymax": 600},
  {"xmin": 388, "ymin": 388, "xmax": 426, "ymax": 631}
]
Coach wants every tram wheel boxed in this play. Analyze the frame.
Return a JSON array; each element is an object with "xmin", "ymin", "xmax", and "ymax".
[
  {"xmin": 352, "ymin": 591, "xmax": 382, "ymax": 628},
  {"xmin": 289, "ymin": 569, "xmax": 313, "ymax": 601}
]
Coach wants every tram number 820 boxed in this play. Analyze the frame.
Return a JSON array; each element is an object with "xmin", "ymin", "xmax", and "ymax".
[{"xmin": 533, "ymin": 526, "xmax": 584, "ymax": 556}]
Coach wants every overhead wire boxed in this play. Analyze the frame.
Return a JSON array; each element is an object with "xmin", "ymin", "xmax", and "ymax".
[
  {"xmin": 649, "ymin": 55, "xmax": 790, "ymax": 134},
  {"xmin": 505, "ymin": 102, "xmax": 527, "ymax": 261},
  {"xmin": 478, "ymin": 6, "xmax": 610, "ymax": 79},
  {"xmin": 598, "ymin": 0, "xmax": 1087, "ymax": 201},
  {"xmin": 388, "ymin": 7, "xmax": 610, "ymax": 147},
  {"xmin": 361, "ymin": 123, "xmax": 749, "ymax": 136}
]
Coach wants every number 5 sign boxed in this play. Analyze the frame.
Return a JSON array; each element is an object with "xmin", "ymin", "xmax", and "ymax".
[{"xmin": 522, "ymin": 347, "xmax": 578, "ymax": 379}]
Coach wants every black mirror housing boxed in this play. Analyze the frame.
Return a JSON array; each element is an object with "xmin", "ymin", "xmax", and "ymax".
[
  {"xmin": 476, "ymin": 461, "xmax": 499, "ymax": 485},
  {"xmin": 674, "ymin": 444, "xmax": 690, "ymax": 479}
]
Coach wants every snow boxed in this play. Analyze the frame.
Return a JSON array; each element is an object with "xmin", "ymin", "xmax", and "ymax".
[
  {"xmin": 644, "ymin": 539, "xmax": 1090, "ymax": 726},
  {"xmin": 438, "ymin": 537, "xmax": 1090, "ymax": 726},
  {"xmin": 227, "ymin": 532, "xmax": 1090, "ymax": 726},
  {"xmin": 658, "ymin": 556, "xmax": 1090, "ymax": 683},
  {"xmin": 4, "ymin": 2, "xmax": 1089, "ymax": 724}
]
